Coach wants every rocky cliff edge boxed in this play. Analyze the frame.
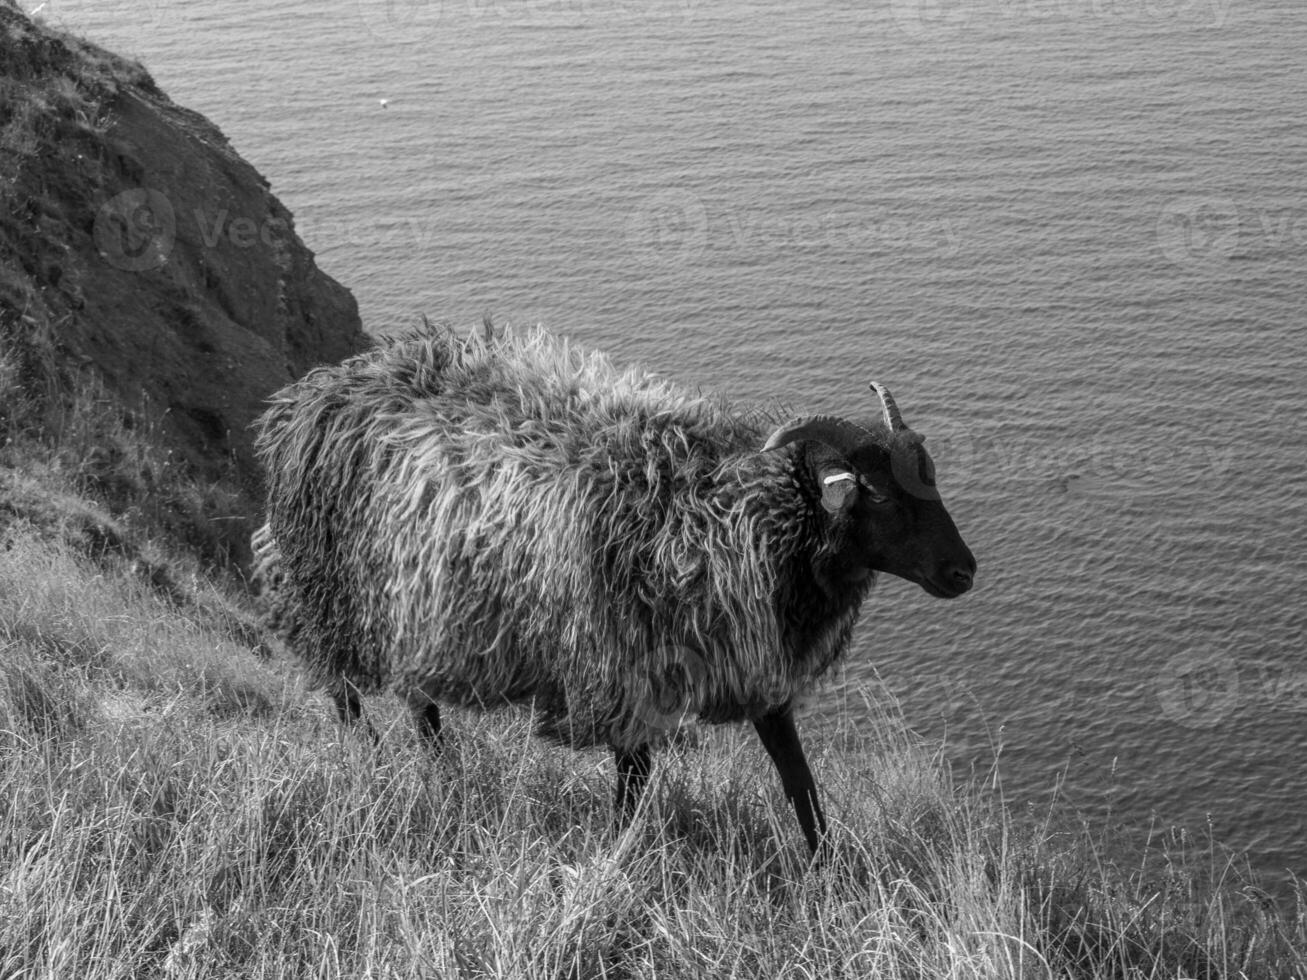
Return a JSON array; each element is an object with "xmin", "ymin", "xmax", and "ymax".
[{"xmin": 1, "ymin": 0, "xmax": 370, "ymax": 510}]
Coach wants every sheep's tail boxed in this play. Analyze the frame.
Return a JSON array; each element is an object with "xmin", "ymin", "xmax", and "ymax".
[{"xmin": 249, "ymin": 522, "xmax": 308, "ymax": 656}]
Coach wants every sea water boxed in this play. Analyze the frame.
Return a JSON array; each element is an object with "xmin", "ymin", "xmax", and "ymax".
[{"xmin": 44, "ymin": 0, "xmax": 1307, "ymax": 891}]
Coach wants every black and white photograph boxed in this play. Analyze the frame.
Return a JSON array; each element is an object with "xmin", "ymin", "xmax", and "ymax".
[{"xmin": 1, "ymin": 0, "xmax": 1303, "ymax": 974}]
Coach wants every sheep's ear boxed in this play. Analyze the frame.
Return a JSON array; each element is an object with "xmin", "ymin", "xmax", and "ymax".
[{"xmin": 818, "ymin": 469, "xmax": 858, "ymax": 515}]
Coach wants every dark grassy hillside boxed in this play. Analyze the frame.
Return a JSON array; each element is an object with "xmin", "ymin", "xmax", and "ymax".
[
  {"xmin": 2, "ymin": 497, "xmax": 1305, "ymax": 978},
  {"xmin": 1, "ymin": 0, "xmax": 368, "ymax": 569}
]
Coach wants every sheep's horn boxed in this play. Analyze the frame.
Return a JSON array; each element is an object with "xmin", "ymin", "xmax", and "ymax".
[
  {"xmin": 762, "ymin": 415, "xmax": 877, "ymax": 456},
  {"xmin": 869, "ymin": 382, "xmax": 907, "ymax": 432}
]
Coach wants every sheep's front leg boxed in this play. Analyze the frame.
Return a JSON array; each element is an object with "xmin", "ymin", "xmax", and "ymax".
[
  {"xmin": 402, "ymin": 688, "xmax": 444, "ymax": 748},
  {"xmin": 613, "ymin": 745, "xmax": 653, "ymax": 821},
  {"xmin": 333, "ymin": 685, "xmax": 364, "ymax": 726},
  {"xmin": 412, "ymin": 701, "xmax": 442, "ymax": 746},
  {"xmin": 753, "ymin": 707, "xmax": 828, "ymax": 855}
]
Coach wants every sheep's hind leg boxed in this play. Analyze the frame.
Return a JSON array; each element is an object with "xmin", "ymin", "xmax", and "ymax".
[
  {"xmin": 405, "ymin": 689, "xmax": 443, "ymax": 748},
  {"xmin": 753, "ymin": 707, "xmax": 829, "ymax": 857},
  {"xmin": 331, "ymin": 682, "xmax": 379, "ymax": 743},
  {"xmin": 613, "ymin": 745, "xmax": 653, "ymax": 822},
  {"xmin": 334, "ymin": 685, "xmax": 363, "ymax": 725},
  {"xmin": 414, "ymin": 701, "xmax": 442, "ymax": 745}
]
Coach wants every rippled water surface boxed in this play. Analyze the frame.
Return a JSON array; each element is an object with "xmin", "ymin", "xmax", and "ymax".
[{"xmin": 47, "ymin": 0, "xmax": 1307, "ymax": 888}]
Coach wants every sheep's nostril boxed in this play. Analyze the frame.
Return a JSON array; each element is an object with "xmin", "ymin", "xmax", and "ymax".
[{"xmin": 950, "ymin": 566, "xmax": 974, "ymax": 591}]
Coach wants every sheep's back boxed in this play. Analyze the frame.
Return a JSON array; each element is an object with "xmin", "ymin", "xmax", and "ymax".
[{"xmin": 255, "ymin": 328, "xmax": 824, "ymax": 747}]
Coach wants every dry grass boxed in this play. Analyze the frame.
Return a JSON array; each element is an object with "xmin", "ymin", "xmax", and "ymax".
[
  {"xmin": 0, "ymin": 359, "xmax": 1304, "ymax": 978},
  {"xmin": 1, "ymin": 320, "xmax": 253, "ymax": 574},
  {"xmin": 1, "ymin": 522, "xmax": 1305, "ymax": 979}
]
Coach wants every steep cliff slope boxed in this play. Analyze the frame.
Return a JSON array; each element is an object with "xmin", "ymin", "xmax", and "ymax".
[{"xmin": 0, "ymin": 0, "xmax": 368, "ymax": 499}]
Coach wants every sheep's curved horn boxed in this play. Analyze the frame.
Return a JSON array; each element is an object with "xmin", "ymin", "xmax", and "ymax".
[
  {"xmin": 868, "ymin": 382, "xmax": 907, "ymax": 432},
  {"xmin": 762, "ymin": 415, "xmax": 877, "ymax": 456}
]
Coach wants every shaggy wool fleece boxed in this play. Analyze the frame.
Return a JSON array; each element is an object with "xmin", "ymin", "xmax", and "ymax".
[{"xmin": 254, "ymin": 327, "xmax": 868, "ymax": 750}]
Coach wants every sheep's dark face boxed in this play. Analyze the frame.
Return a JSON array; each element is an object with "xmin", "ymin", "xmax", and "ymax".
[
  {"xmin": 817, "ymin": 430, "xmax": 976, "ymax": 599},
  {"xmin": 765, "ymin": 392, "xmax": 976, "ymax": 601}
]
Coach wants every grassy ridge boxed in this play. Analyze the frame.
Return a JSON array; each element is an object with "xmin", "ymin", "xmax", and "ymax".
[
  {"xmin": 0, "ymin": 315, "xmax": 253, "ymax": 577},
  {"xmin": 2, "ymin": 534, "xmax": 1306, "ymax": 977},
  {"xmin": 1, "ymin": 356, "xmax": 1305, "ymax": 977},
  {"xmin": 14, "ymin": 6, "xmax": 1299, "ymax": 972}
]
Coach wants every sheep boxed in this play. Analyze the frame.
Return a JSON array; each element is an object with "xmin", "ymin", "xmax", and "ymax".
[{"xmin": 252, "ymin": 325, "xmax": 976, "ymax": 854}]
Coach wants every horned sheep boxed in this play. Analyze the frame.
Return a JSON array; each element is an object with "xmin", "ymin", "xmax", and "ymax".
[{"xmin": 252, "ymin": 326, "xmax": 976, "ymax": 853}]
